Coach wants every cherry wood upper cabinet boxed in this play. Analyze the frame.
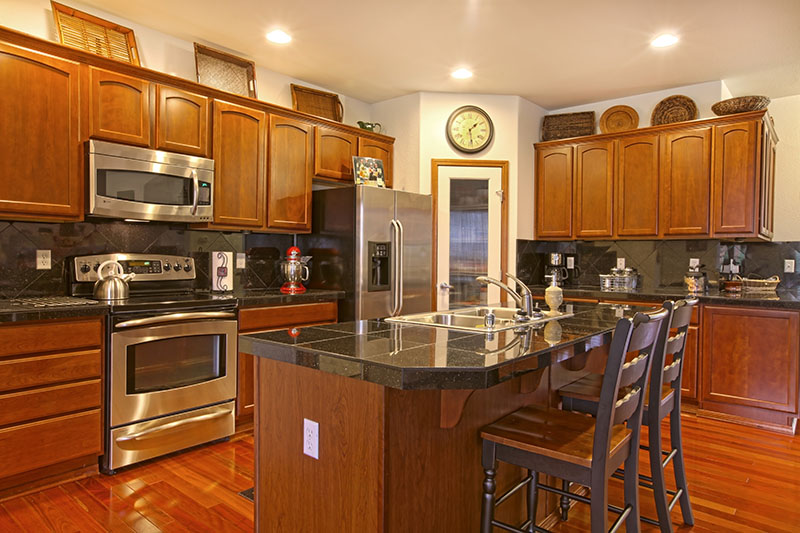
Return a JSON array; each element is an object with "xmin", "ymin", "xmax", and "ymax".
[
  {"xmin": 712, "ymin": 120, "xmax": 758, "ymax": 236},
  {"xmin": 89, "ymin": 67, "xmax": 151, "ymax": 147},
  {"xmin": 616, "ymin": 134, "xmax": 659, "ymax": 237},
  {"xmin": 358, "ymin": 137, "xmax": 394, "ymax": 188},
  {"xmin": 211, "ymin": 101, "xmax": 266, "ymax": 228},
  {"xmin": 759, "ymin": 118, "xmax": 778, "ymax": 239},
  {"xmin": 573, "ymin": 140, "xmax": 614, "ymax": 239},
  {"xmin": 0, "ymin": 43, "xmax": 82, "ymax": 221},
  {"xmin": 535, "ymin": 145, "xmax": 573, "ymax": 239},
  {"xmin": 315, "ymin": 126, "xmax": 357, "ymax": 181},
  {"xmin": 702, "ymin": 306, "xmax": 798, "ymax": 415},
  {"xmin": 660, "ymin": 127, "xmax": 711, "ymax": 236},
  {"xmin": 268, "ymin": 116, "xmax": 314, "ymax": 232},
  {"xmin": 155, "ymin": 85, "xmax": 209, "ymax": 157}
]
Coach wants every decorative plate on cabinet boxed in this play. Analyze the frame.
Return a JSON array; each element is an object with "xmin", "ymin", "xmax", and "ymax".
[
  {"xmin": 651, "ymin": 95, "xmax": 698, "ymax": 125},
  {"xmin": 599, "ymin": 105, "xmax": 639, "ymax": 133},
  {"xmin": 711, "ymin": 96, "xmax": 770, "ymax": 116}
]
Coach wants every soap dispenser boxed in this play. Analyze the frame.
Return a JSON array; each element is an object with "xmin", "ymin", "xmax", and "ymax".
[{"xmin": 544, "ymin": 274, "xmax": 563, "ymax": 316}]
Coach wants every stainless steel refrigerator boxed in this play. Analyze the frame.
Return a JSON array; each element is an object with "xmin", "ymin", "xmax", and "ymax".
[{"xmin": 299, "ymin": 185, "xmax": 432, "ymax": 322}]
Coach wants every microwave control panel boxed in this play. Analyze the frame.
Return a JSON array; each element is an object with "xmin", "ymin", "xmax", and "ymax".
[{"xmin": 73, "ymin": 253, "xmax": 196, "ymax": 282}]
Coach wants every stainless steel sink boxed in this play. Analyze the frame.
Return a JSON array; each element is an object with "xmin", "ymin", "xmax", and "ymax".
[{"xmin": 386, "ymin": 306, "xmax": 572, "ymax": 333}]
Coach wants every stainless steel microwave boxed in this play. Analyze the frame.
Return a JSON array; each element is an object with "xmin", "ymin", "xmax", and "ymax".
[{"xmin": 88, "ymin": 140, "xmax": 214, "ymax": 223}]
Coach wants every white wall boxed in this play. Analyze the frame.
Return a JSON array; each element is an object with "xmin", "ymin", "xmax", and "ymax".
[
  {"xmin": 0, "ymin": 0, "xmax": 371, "ymax": 124},
  {"xmin": 517, "ymin": 98, "xmax": 547, "ymax": 240},
  {"xmin": 550, "ymin": 81, "xmax": 726, "ymax": 129},
  {"xmin": 769, "ymin": 94, "xmax": 800, "ymax": 242},
  {"xmin": 371, "ymin": 93, "xmax": 421, "ymax": 193}
]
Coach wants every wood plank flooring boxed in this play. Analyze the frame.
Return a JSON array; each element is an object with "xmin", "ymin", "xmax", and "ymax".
[{"xmin": 0, "ymin": 415, "xmax": 797, "ymax": 532}]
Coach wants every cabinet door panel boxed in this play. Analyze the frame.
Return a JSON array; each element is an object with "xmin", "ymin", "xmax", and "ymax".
[
  {"xmin": 617, "ymin": 135, "xmax": 659, "ymax": 237},
  {"xmin": 713, "ymin": 120, "xmax": 758, "ymax": 235},
  {"xmin": 156, "ymin": 85, "xmax": 209, "ymax": 157},
  {"xmin": 358, "ymin": 137, "xmax": 393, "ymax": 188},
  {"xmin": 535, "ymin": 146, "xmax": 573, "ymax": 239},
  {"xmin": 702, "ymin": 306, "xmax": 798, "ymax": 413},
  {"xmin": 660, "ymin": 128, "xmax": 711, "ymax": 235},
  {"xmin": 90, "ymin": 67, "xmax": 150, "ymax": 146},
  {"xmin": 759, "ymin": 120, "xmax": 777, "ymax": 239},
  {"xmin": 212, "ymin": 101, "xmax": 266, "ymax": 228},
  {"xmin": 268, "ymin": 116, "xmax": 313, "ymax": 232},
  {"xmin": 574, "ymin": 140, "xmax": 614, "ymax": 238},
  {"xmin": 0, "ymin": 43, "xmax": 82, "ymax": 220},
  {"xmin": 315, "ymin": 126, "xmax": 357, "ymax": 180},
  {"xmin": 681, "ymin": 325, "xmax": 699, "ymax": 401}
]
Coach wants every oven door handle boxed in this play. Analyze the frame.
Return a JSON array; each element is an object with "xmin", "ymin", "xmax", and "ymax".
[
  {"xmin": 115, "ymin": 410, "xmax": 230, "ymax": 443},
  {"xmin": 115, "ymin": 311, "xmax": 236, "ymax": 329}
]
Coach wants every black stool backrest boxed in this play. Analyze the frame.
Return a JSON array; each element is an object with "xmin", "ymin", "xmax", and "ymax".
[
  {"xmin": 593, "ymin": 307, "xmax": 670, "ymax": 470},
  {"xmin": 661, "ymin": 298, "xmax": 698, "ymax": 388}
]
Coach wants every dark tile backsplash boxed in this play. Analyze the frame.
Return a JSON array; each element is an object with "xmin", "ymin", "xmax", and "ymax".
[
  {"xmin": 0, "ymin": 220, "xmax": 294, "ymax": 298},
  {"xmin": 517, "ymin": 239, "xmax": 799, "ymax": 290}
]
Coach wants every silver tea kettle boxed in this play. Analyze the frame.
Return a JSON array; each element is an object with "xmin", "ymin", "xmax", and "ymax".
[{"xmin": 94, "ymin": 260, "xmax": 135, "ymax": 300}]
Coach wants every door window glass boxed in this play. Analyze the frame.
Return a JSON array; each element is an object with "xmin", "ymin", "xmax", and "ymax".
[{"xmin": 449, "ymin": 179, "xmax": 489, "ymax": 306}]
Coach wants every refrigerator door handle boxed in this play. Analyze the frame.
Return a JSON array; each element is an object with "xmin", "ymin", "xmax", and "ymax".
[
  {"xmin": 390, "ymin": 219, "xmax": 401, "ymax": 316},
  {"xmin": 396, "ymin": 219, "xmax": 405, "ymax": 315}
]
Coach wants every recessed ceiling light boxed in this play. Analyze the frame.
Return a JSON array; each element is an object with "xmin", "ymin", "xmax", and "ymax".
[
  {"xmin": 651, "ymin": 33, "xmax": 679, "ymax": 48},
  {"xmin": 266, "ymin": 29, "xmax": 292, "ymax": 44},
  {"xmin": 451, "ymin": 68, "xmax": 473, "ymax": 79}
]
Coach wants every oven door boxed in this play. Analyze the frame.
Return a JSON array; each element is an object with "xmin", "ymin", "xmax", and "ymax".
[
  {"xmin": 89, "ymin": 151, "xmax": 213, "ymax": 222},
  {"xmin": 110, "ymin": 315, "xmax": 237, "ymax": 428}
]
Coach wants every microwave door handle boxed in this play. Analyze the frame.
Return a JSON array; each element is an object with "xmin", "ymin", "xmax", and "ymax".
[
  {"xmin": 190, "ymin": 169, "xmax": 199, "ymax": 215},
  {"xmin": 115, "ymin": 311, "xmax": 236, "ymax": 329}
]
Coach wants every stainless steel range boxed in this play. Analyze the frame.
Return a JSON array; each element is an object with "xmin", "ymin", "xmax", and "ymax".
[{"xmin": 70, "ymin": 253, "xmax": 238, "ymax": 473}]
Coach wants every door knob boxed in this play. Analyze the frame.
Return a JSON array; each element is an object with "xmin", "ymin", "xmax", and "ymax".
[{"xmin": 439, "ymin": 282, "xmax": 453, "ymax": 290}]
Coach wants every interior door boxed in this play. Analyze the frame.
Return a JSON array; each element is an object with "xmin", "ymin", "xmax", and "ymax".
[{"xmin": 435, "ymin": 165, "xmax": 504, "ymax": 311}]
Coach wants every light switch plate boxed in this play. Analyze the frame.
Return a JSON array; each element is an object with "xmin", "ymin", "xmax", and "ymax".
[
  {"xmin": 236, "ymin": 253, "xmax": 246, "ymax": 270},
  {"xmin": 36, "ymin": 250, "xmax": 51, "ymax": 270},
  {"xmin": 566, "ymin": 256, "xmax": 575, "ymax": 269},
  {"xmin": 616, "ymin": 257, "xmax": 625, "ymax": 269},
  {"xmin": 689, "ymin": 258, "xmax": 700, "ymax": 268},
  {"xmin": 785, "ymin": 259, "xmax": 795, "ymax": 273},
  {"xmin": 303, "ymin": 418, "xmax": 319, "ymax": 460}
]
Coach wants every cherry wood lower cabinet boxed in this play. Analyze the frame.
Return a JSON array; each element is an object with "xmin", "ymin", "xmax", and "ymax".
[
  {"xmin": 700, "ymin": 305, "xmax": 799, "ymax": 431},
  {"xmin": 236, "ymin": 301, "xmax": 338, "ymax": 424},
  {"xmin": 0, "ymin": 317, "xmax": 104, "ymax": 500}
]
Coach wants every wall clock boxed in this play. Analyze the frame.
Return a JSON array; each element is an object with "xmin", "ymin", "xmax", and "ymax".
[{"xmin": 446, "ymin": 105, "xmax": 494, "ymax": 153}]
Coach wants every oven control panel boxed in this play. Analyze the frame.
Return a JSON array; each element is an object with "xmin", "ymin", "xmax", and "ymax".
[{"xmin": 73, "ymin": 253, "xmax": 196, "ymax": 282}]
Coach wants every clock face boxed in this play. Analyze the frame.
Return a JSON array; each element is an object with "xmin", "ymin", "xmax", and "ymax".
[{"xmin": 446, "ymin": 106, "xmax": 494, "ymax": 153}]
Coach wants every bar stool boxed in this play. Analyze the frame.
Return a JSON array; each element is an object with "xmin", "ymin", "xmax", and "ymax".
[
  {"xmin": 559, "ymin": 298, "xmax": 697, "ymax": 532},
  {"xmin": 479, "ymin": 307, "xmax": 669, "ymax": 533}
]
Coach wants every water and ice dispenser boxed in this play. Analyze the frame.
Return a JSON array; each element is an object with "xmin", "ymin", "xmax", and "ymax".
[{"xmin": 368, "ymin": 241, "xmax": 391, "ymax": 291}]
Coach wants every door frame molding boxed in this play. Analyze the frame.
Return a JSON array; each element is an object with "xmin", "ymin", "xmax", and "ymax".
[{"xmin": 430, "ymin": 159, "xmax": 509, "ymax": 310}]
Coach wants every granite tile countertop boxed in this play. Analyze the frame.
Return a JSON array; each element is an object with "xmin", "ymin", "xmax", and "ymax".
[
  {"xmin": 239, "ymin": 302, "xmax": 652, "ymax": 390},
  {"xmin": 529, "ymin": 285, "xmax": 800, "ymax": 309},
  {"xmin": 0, "ymin": 298, "xmax": 110, "ymax": 323}
]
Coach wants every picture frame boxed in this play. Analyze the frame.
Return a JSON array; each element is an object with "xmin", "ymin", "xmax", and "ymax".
[
  {"xmin": 352, "ymin": 156, "xmax": 385, "ymax": 188},
  {"xmin": 51, "ymin": 1, "xmax": 140, "ymax": 65},
  {"xmin": 194, "ymin": 43, "xmax": 257, "ymax": 98}
]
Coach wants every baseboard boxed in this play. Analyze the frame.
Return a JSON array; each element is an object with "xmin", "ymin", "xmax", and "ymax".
[
  {"xmin": 0, "ymin": 455, "xmax": 98, "ymax": 502},
  {"xmin": 697, "ymin": 409, "xmax": 797, "ymax": 435}
]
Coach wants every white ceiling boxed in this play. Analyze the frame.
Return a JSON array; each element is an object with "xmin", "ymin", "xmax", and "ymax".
[{"xmin": 77, "ymin": 0, "xmax": 800, "ymax": 109}]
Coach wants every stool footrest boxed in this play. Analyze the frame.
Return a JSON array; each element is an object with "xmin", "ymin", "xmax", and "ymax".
[
  {"xmin": 607, "ymin": 504, "xmax": 632, "ymax": 533},
  {"xmin": 495, "ymin": 475, "xmax": 532, "ymax": 507},
  {"xmin": 491, "ymin": 518, "xmax": 549, "ymax": 533}
]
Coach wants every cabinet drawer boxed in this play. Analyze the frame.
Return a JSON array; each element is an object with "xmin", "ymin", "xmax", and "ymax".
[
  {"xmin": 0, "ymin": 380, "xmax": 101, "ymax": 427},
  {"xmin": 239, "ymin": 302, "xmax": 338, "ymax": 332},
  {"xmin": 0, "ymin": 319, "xmax": 102, "ymax": 358},
  {"xmin": 0, "ymin": 410, "xmax": 101, "ymax": 479},
  {"xmin": 0, "ymin": 349, "xmax": 101, "ymax": 393}
]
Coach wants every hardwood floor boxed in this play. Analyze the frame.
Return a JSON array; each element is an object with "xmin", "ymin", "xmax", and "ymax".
[{"xmin": 0, "ymin": 415, "xmax": 797, "ymax": 532}]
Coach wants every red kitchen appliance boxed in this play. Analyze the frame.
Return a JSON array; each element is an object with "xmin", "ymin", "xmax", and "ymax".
[{"xmin": 280, "ymin": 246, "xmax": 310, "ymax": 294}]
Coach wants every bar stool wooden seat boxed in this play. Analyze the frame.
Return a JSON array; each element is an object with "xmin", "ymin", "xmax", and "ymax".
[
  {"xmin": 479, "ymin": 307, "xmax": 669, "ymax": 533},
  {"xmin": 559, "ymin": 298, "xmax": 698, "ymax": 533}
]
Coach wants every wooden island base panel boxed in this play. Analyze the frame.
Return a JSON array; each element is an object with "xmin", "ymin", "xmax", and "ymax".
[{"xmin": 241, "ymin": 302, "xmax": 642, "ymax": 532}]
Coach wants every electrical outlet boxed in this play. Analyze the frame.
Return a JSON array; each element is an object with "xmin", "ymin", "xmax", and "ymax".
[
  {"xmin": 236, "ymin": 253, "xmax": 247, "ymax": 270},
  {"xmin": 785, "ymin": 259, "xmax": 795, "ymax": 273},
  {"xmin": 616, "ymin": 257, "xmax": 625, "ymax": 269},
  {"xmin": 36, "ymin": 250, "xmax": 51, "ymax": 270},
  {"xmin": 303, "ymin": 418, "xmax": 319, "ymax": 460},
  {"xmin": 689, "ymin": 258, "xmax": 700, "ymax": 268},
  {"xmin": 566, "ymin": 256, "xmax": 575, "ymax": 269}
]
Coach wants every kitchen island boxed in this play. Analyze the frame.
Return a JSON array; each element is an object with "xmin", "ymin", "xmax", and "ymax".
[{"xmin": 239, "ymin": 302, "xmax": 649, "ymax": 532}]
